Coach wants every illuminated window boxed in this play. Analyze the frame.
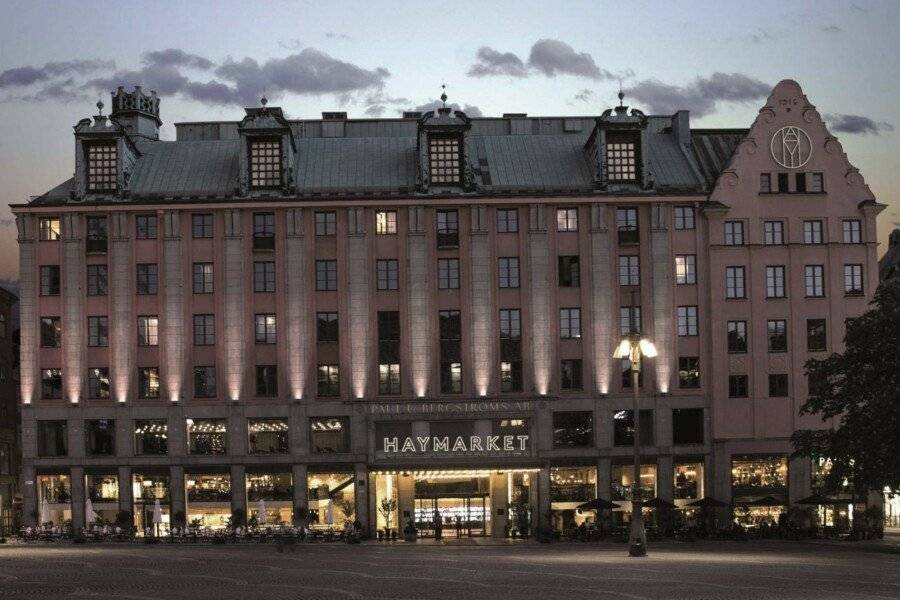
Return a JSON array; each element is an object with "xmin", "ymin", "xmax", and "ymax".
[
  {"xmin": 88, "ymin": 368, "xmax": 110, "ymax": 399},
  {"xmin": 606, "ymin": 136, "xmax": 638, "ymax": 182},
  {"xmin": 310, "ymin": 417, "xmax": 349, "ymax": 453},
  {"xmin": 254, "ymin": 313, "xmax": 276, "ymax": 345},
  {"xmin": 86, "ymin": 142, "xmax": 117, "ymax": 192},
  {"xmin": 248, "ymin": 419, "xmax": 289, "ymax": 454},
  {"xmin": 39, "ymin": 217, "xmax": 61, "ymax": 241},
  {"xmin": 187, "ymin": 419, "xmax": 227, "ymax": 455},
  {"xmin": 559, "ymin": 308, "xmax": 581, "ymax": 339},
  {"xmin": 428, "ymin": 135, "xmax": 462, "ymax": 184},
  {"xmin": 134, "ymin": 420, "xmax": 168, "ymax": 455},
  {"xmin": 137, "ymin": 316, "xmax": 159, "ymax": 346},
  {"xmin": 557, "ymin": 208, "xmax": 578, "ymax": 232},
  {"xmin": 678, "ymin": 357, "xmax": 700, "ymax": 388},
  {"xmin": 375, "ymin": 210, "xmax": 397, "ymax": 235},
  {"xmin": 317, "ymin": 364, "xmax": 340, "ymax": 397},
  {"xmin": 675, "ymin": 255, "xmax": 696, "ymax": 285},
  {"xmin": 40, "ymin": 317, "xmax": 61, "ymax": 347},
  {"xmin": 193, "ymin": 366, "xmax": 216, "ymax": 398},
  {"xmin": 249, "ymin": 138, "xmax": 282, "ymax": 188},
  {"xmin": 41, "ymin": 370, "xmax": 62, "ymax": 399},
  {"xmin": 138, "ymin": 367, "xmax": 160, "ymax": 399}
]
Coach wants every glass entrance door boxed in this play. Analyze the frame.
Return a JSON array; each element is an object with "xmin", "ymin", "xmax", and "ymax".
[{"xmin": 414, "ymin": 496, "xmax": 488, "ymax": 537}]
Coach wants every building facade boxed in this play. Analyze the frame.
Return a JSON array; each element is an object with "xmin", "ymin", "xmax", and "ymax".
[
  {"xmin": 0, "ymin": 286, "xmax": 18, "ymax": 532},
  {"xmin": 12, "ymin": 80, "xmax": 883, "ymax": 536}
]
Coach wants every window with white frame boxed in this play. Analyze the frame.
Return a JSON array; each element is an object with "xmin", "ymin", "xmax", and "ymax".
[
  {"xmin": 249, "ymin": 138, "xmax": 282, "ymax": 188},
  {"xmin": 764, "ymin": 221, "xmax": 784, "ymax": 245},
  {"xmin": 428, "ymin": 135, "xmax": 462, "ymax": 184},
  {"xmin": 618, "ymin": 255, "xmax": 640, "ymax": 286},
  {"xmin": 86, "ymin": 142, "xmax": 117, "ymax": 192},
  {"xmin": 677, "ymin": 306, "xmax": 698, "ymax": 336},
  {"xmin": 606, "ymin": 135, "xmax": 638, "ymax": 181},
  {"xmin": 725, "ymin": 266, "xmax": 746, "ymax": 299},
  {"xmin": 805, "ymin": 265, "xmax": 825, "ymax": 297},
  {"xmin": 842, "ymin": 220, "xmax": 861, "ymax": 244},
  {"xmin": 844, "ymin": 264, "xmax": 863, "ymax": 295},
  {"xmin": 675, "ymin": 254, "xmax": 696, "ymax": 285},
  {"xmin": 766, "ymin": 266, "xmax": 786, "ymax": 298},
  {"xmin": 803, "ymin": 220, "xmax": 824, "ymax": 244},
  {"xmin": 724, "ymin": 221, "xmax": 744, "ymax": 246}
]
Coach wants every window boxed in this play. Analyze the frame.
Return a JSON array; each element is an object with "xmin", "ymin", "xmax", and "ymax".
[
  {"xmin": 552, "ymin": 411, "xmax": 593, "ymax": 448},
  {"xmin": 138, "ymin": 367, "xmax": 160, "ymax": 399},
  {"xmin": 317, "ymin": 312, "xmax": 339, "ymax": 343},
  {"xmin": 760, "ymin": 173, "xmax": 772, "ymax": 193},
  {"xmin": 805, "ymin": 265, "xmax": 825, "ymax": 297},
  {"xmin": 766, "ymin": 266, "xmax": 786, "ymax": 298},
  {"xmin": 613, "ymin": 409, "xmax": 654, "ymax": 446},
  {"xmin": 560, "ymin": 359, "xmax": 583, "ymax": 390},
  {"xmin": 192, "ymin": 314, "xmax": 215, "ymax": 346},
  {"xmin": 499, "ymin": 308, "xmax": 522, "ymax": 393},
  {"xmin": 87, "ymin": 265, "xmax": 108, "ymax": 296},
  {"xmin": 677, "ymin": 306, "xmax": 698, "ymax": 336},
  {"xmin": 376, "ymin": 259, "xmax": 399, "ymax": 290},
  {"xmin": 777, "ymin": 172, "xmax": 789, "ymax": 192},
  {"xmin": 86, "ymin": 142, "xmax": 117, "ymax": 192},
  {"xmin": 249, "ymin": 138, "xmax": 282, "ymax": 188},
  {"xmin": 134, "ymin": 420, "xmax": 168, "ymax": 455},
  {"xmin": 192, "ymin": 263, "xmax": 213, "ymax": 294},
  {"xmin": 767, "ymin": 320, "xmax": 787, "ymax": 352},
  {"xmin": 315, "ymin": 211, "xmax": 336, "ymax": 236},
  {"xmin": 724, "ymin": 221, "xmax": 744, "ymax": 245},
  {"xmin": 727, "ymin": 321, "xmax": 748, "ymax": 353},
  {"xmin": 844, "ymin": 264, "xmax": 863, "ymax": 295},
  {"xmin": 673, "ymin": 206, "xmax": 695, "ymax": 230},
  {"xmin": 379, "ymin": 363, "xmax": 401, "ymax": 395},
  {"xmin": 807, "ymin": 319, "xmax": 827, "ymax": 352},
  {"xmin": 192, "ymin": 366, "xmax": 216, "ymax": 398},
  {"xmin": 810, "ymin": 172, "xmax": 824, "ymax": 193},
  {"xmin": 310, "ymin": 417, "xmax": 350, "ymax": 453},
  {"xmin": 255, "ymin": 313, "xmax": 276, "ymax": 344},
  {"xmin": 187, "ymin": 418, "xmax": 227, "ymax": 455},
  {"xmin": 729, "ymin": 375, "xmax": 749, "ymax": 398},
  {"xmin": 136, "ymin": 263, "xmax": 158, "ymax": 295},
  {"xmin": 672, "ymin": 408, "xmax": 704, "ymax": 445},
  {"xmin": 137, "ymin": 316, "xmax": 159, "ymax": 346},
  {"xmin": 253, "ymin": 212, "xmax": 275, "ymax": 250},
  {"xmin": 39, "ymin": 217, "xmax": 61, "ymax": 241},
  {"xmin": 726, "ymin": 266, "xmax": 746, "ymax": 299},
  {"xmin": 436, "ymin": 209, "xmax": 459, "ymax": 247},
  {"xmin": 87, "ymin": 316, "xmax": 108, "ymax": 347},
  {"xmin": 557, "ymin": 207, "xmax": 578, "ymax": 232},
  {"xmin": 375, "ymin": 210, "xmax": 397, "ymax": 235},
  {"xmin": 88, "ymin": 367, "xmax": 110, "ymax": 399},
  {"xmin": 135, "ymin": 215, "xmax": 158, "ymax": 239},
  {"xmin": 795, "ymin": 172, "xmax": 807, "ymax": 193},
  {"xmin": 769, "ymin": 374, "xmax": 789, "ymax": 397},
  {"xmin": 439, "ymin": 310, "xmax": 462, "ymax": 394},
  {"xmin": 41, "ymin": 369, "xmax": 62, "ymax": 399},
  {"xmin": 619, "ymin": 255, "xmax": 640, "ymax": 286},
  {"xmin": 842, "ymin": 219, "xmax": 862, "ymax": 244},
  {"xmin": 38, "ymin": 421, "xmax": 68, "ymax": 456},
  {"xmin": 255, "ymin": 365, "xmax": 278, "ymax": 397},
  {"xmin": 616, "ymin": 207, "xmax": 639, "ymax": 244},
  {"xmin": 86, "ymin": 216, "xmax": 108, "ymax": 253},
  {"xmin": 498, "ymin": 257, "xmax": 519, "ymax": 288},
  {"xmin": 85, "ymin": 419, "xmax": 115, "ymax": 455},
  {"xmin": 559, "ymin": 308, "xmax": 581, "ymax": 339},
  {"xmin": 378, "ymin": 311, "xmax": 400, "ymax": 395},
  {"xmin": 438, "ymin": 258, "xmax": 460, "ymax": 289},
  {"xmin": 674, "ymin": 254, "xmax": 696, "ymax": 285},
  {"xmin": 248, "ymin": 419, "xmax": 289, "ymax": 454},
  {"xmin": 620, "ymin": 306, "xmax": 641, "ymax": 335},
  {"xmin": 803, "ymin": 220, "xmax": 824, "ymax": 244},
  {"xmin": 428, "ymin": 135, "xmax": 462, "ymax": 184},
  {"xmin": 558, "ymin": 256, "xmax": 580, "ymax": 287},
  {"xmin": 317, "ymin": 364, "xmax": 340, "ymax": 397},
  {"xmin": 764, "ymin": 221, "xmax": 784, "ymax": 245},
  {"xmin": 40, "ymin": 265, "xmax": 60, "ymax": 296},
  {"xmin": 253, "ymin": 261, "xmax": 275, "ymax": 292},
  {"xmin": 191, "ymin": 214, "xmax": 213, "ymax": 238},
  {"xmin": 678, "ymin": 357, "xmax": 700, "ymax": 389},
  {"xmin": 606, "ymin": 136, "xmax": 638, "ymax": 182},
  {"xmin": 496, "ymin": 208, "xmax": 518, "ymax": 233},
  {"xmin": 40, "ymin": 317, "xmax": 61, "ymax": 348},
  {"xmin": 315, "ymin": 260, "xmax": 337, "ymax": 291}
]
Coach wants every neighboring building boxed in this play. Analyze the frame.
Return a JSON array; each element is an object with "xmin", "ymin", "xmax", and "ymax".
[
  {"xmin": 11, "ymin": 80, "xmax": 884, "ymax": 537},
  {"xmin": 879, "ymin": 228, "xmax": 900, "ymax": 281},
  {"xmin": 0, "ymin": 286, "xmax": 18, "ymax": 533}
]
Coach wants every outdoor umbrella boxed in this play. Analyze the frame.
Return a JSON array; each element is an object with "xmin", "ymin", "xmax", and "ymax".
[
  {"xmin": 685, "ymin": 497, "xmax": 729, "ymax": 508},
  {"xmin": 576, "ymin": 498, "xmax": 619, "ymax": 511},
  {"xmin": 152, "ymin": 498, "xmax": 162, "ymax": 535},
  {"xmin": 642, "ymin": 497, "xmax": 676, "ymax": 510},
  {"xmin": 325, "ymin": 500, "xmax": 335, "ymax": 526},
  {"xmin": 796, "ymin": 494, "xmax": 839, "ymax": 505},
  {"xmin": 257, "ymin": 499, "xmax": 267, "ymax": 527},
  {"xmin": 84, "ymin": 497, "xmax": 96, "ymax": 525},
  {"xmin": 745, "ymin": 495, "xmax": 784, "ymax": 507},
  {"xmin": 39, "ymin": 498, "xmax": 50, "ymax": 525}
]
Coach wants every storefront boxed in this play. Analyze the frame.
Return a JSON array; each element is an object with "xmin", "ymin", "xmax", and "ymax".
[
  {"xmin": 132, "ymin": 473, "xmax": 170, "ymax": 533},
  {"xmin": 85, "ymin": 473, "xmax": 118, "ymax": 523},
  {"xmin": 37, "ymin": 473, "xmax": 71, "ymax": 526},
  {"xmin": 185, "ymin": 473, "xmax": 231, "ymax": 529},
  {"xmin": 247, "ymin": 471, "xmax": 292, "ymax": 526},
  {"xmin": 731, "ymin": 454, "xmax": 788, "ymax": 527},
  {"xmin": 550, "ymin": 466, "xmax": 597, "ymax": 531},
  {"xmin": 307, "ymin": 472, "xmax": 355, "ymax": 530},
  {"xmin": 610, "ymin": 463, "xmax": 657, "ymax": 525}
]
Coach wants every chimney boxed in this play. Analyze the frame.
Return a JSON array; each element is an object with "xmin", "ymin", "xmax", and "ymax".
[
  {"xmin": 671, "ymin": 110, "xmax": 691, "ymax": 147},
  {"xmin": 110, "ymin": 86, "xmax": 161, "ymax": 140}
]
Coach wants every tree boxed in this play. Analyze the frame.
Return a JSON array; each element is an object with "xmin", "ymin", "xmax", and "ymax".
[{"xmin": 791, "ymin": 279, "xmax": 900, "ymax": 502}]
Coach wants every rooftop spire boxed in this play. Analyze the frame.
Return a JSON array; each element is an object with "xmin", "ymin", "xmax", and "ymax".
[
  {"xmin": 615, "ymin": 81, "xmax": 628, "ymax": 116},
  {"xmin": 440, "ymin": 83, "xmax": 448, "ymax": 107},
  {"xmin": 260, "ymin": 95, "xmax": 268, "ymax": 107},
  {"xmin": 96, "ymin": 99, "xmax": 104, "ymax": 116}
]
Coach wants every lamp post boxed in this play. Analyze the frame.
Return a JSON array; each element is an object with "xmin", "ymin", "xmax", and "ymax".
[{"xmin": 613, "ymin": 332, "xmax": 657, "ymax": 557}]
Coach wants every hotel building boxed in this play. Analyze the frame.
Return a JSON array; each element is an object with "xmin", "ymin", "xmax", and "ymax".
[{"xmin": 12, "ymin": 80, "xmax": 883, "ymax": 536}]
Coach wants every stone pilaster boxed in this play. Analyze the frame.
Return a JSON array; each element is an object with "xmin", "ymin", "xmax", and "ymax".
[
  {"xmin": 118, "ymin": 466, "xmax": 133, "ymax": 515},
  {"xmin": 527, "ymin": 204, "xmax": 551, "ymax": 395},
  {"xmin": 230, "ymin": 464, "xmax": 246, "ymax": 515},
  {"xmin": 657, "ymin": 455, "xmax": 674, "ymax": 501},
  {"xmin": 406, "ymin": 206, "xmax": 430, "ymax": 397},
  {"xmin": 536, "ymin": 466, "xmax": 551, "ymax": 527},
  {"xmin": 22, "ymin": 465, "xmax": 36, "ymax": 526},
  {"xmin": 597, "ymin": 457, "xmax": 612, "ymax": 500},
  {"xmin": 490, "ymin": 472, "xmax": 508, "ymax": 538},
  {"xmin": 70, "ymin": 466, "xmax": 85, "ymax": 531},
  {"xmin": 223, "ymin": 210, "xmax": 245, "ymax": 401},
  {"xmin": 347, "ymin": 207, "xmax": 370, "ymax": 399},
  {"xmin": 169, "ymin": 466, "xmax": 185, "ymax": 525},
  {"xmin": 109, "ymin": 212, "xmax": 133, "ymax": 403},
  {"xmin": 650, "ymin": 203, "xmax": 673, "ymax": 393},
  {"xmin": 62, "ymin": 214, "xmax": 85, "ymax": 403},
  {"xmin": 292, "ymin": 464, "xmax": 308, "ymax": 515},
  {"xmin": 590, "ymin": 204, "xmax": 613, "ymax": 394},
  {"xmin": 468, "ymin": 205, "xmax": 493, "ymax": 396},
  {"xmin": 16, "ymin": 215, "xmax": 37, "ymax": 404},
  {"xmin": 162, "ymin": 211, "xmax": 184, "ymax": 402},
  {"xmin": 284, "ymin": 208, "xmax": 308, "ymax": 400},
  {"xmin": 354, "ymin": 463, "xmax": 368, "ymax": 531}
]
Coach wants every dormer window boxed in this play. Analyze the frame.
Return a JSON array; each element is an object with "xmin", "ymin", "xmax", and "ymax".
[
  {"xmin": 249, "ymin": 138, "xmax": 282, "ymax": 188},
  {"xmin": 86, "ymin": 141, "xmax": 117, "ymax": 193},
  {"xmin": 606, "ymin": 133, "xmax": 639, "ymax": 183},
  {"xmin": 428, "ymin": 135, "xmax": 462, "ymax": 185}
]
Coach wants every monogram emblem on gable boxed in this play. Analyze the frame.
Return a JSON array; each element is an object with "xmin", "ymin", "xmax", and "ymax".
[{"xmin": 770, "ymin": 126, "xmax": 812, "ymax": 169}]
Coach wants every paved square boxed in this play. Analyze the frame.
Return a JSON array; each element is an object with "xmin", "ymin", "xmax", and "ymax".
[{"xmin": 0, "ymin": 541, "xmax": 897, "ymax": 599}]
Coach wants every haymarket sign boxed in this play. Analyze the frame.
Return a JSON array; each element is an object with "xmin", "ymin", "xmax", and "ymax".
[{"xmin": 382, "ymin": 433, "xmax": 530, "ymax": 456}]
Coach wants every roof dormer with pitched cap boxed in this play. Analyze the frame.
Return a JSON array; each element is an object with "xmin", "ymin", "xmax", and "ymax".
[
  {"xmin": 71, "ymin": 96, "xmax": 140, "ymax": 201},
  {"xmin": 237, "ymin": 96, "xmax": 297, "ymax": 197},
  {"xmin": 584, "ymin": 89, "xmax": 651, "ymax": 191},
  {"xmin": 416, "ymin": 86, "xmax": 474, "ymax": 193}
]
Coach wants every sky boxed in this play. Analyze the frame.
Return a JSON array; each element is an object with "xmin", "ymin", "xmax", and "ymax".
[{"xmin": 1, "ymin": 0, "xmax": 899, "ymax": 284}]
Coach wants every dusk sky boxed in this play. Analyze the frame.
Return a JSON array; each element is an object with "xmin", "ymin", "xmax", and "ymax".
[{"xmin": 1, "ymin": 0, "xmax": 899, "ymax": 283}]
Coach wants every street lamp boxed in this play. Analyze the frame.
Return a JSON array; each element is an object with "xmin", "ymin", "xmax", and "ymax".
[{"xmin": 613, "ymin": 333, "xmax": 657, "ymax": 557}]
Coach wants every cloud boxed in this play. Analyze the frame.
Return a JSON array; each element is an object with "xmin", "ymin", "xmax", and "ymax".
[
  {"xmin": 749, "ymin": 29, "xmax": 776, "ymax": 44},
  {"xmin": 84, "ymin": 64, "xmax": 191, "ymax": 96},
  {"xmin": 628, "ymin": 72, "xmax": 770, "ymax": 117},
  {"xmin": 573, "ymin": 88, "xmax": 594, "ymax": 103},
  {"xmin": 821, "ymin": 25, "xmax": 842, "ymax": 33},
  {"xmin": 142, "ymin": 49, "xmax": 214, "ymax": 70},
  {"xmin": 527, "ymin": 39, "xmax": 610, "ymax": 79},
  {"xmin": 0, "ymin": 59, "xmax": 114, "ymax": 88},
  {"xmin": 363, "ymin": 92, "xmax": 410, "ymax": 117},
  {"xmin": 467, "ymin": 47, "xmax": 527, "ymax": 78},
  {"xmin": 407, "ymin": 100, "xmax": 484, "ymax": 118},
  {"xmin": 325, "ymin": 32, "xmax": 352, "ymax": 41},
  {"xmin": 825, "ymin": 113, "xmax": 894, "ymax": 135}
]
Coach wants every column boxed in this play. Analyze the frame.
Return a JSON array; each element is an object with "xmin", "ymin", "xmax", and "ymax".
[
  {"xmin": 397, "ymin": 472, "xmax": 415, "ymax": 534},
  {"xmin": 118, "ymin": 466, "xmax": 133, "ymax": 516},
  {"xmin": 789, "ymin": 456, "xmax": 810, "ymax": 505},
  {"xmin": 590, "ymin": 204, "xmax": 613, "ymax": 394},
  {"xmin": 468, "ymin": 205, "xmax": 493, "ymax": 396},
  {"xmin": 536, "ymin": 466, "xmax": 551, "ymax": 528},
  {"xmin": 406, "ymin": 206, "xmax": 431, "ymax": 397},
  {"xmin": 109, "ymin": 212, "xmax": 133, "ymax": 403},
  {"xmin": 527, "ymin": 204, "xmax": 552, "ymax": 395},
  {"xmin": 650, "ymin": 203, "xmax": 673, "ymax": 392},
  {"xmin": 292, "ymin": 464, "xmax": 308, "ymax": 518},
  {"xmin": 71, "ymin": 466, "xmax": 85, "ymax": 531},
  {"xmin": 597, "ymin": 457, "xmax": 612, "ymax": 500},
  {"xmin": 285, "ymin": 209, "xmax": 308, "ymax": 400},
  {"xmin": 347, "ymin": 207, "xmax": 370, "ymax": 399},
  {"xmin": 657, "ymin": 455, "xmax": 674, "ymax": 502},
  {"xmin": 490, "ymin": 472, "xmax": 508, "ymax": 538},
  {"xmin": 223, "ymin": 209, "xmax": 245, "ymax": 401},
  {"xmin": 354, "ymin": 463, "xmax": 369, "ymax": 531},
  {"xmin": 62, "ymin": 213, "xmax": 85, "ymax": 403},
  {"xmin": 162, "ymin": 211, "xmax": 184, "ymax": 402},
  {"xmin": 230, "ymin": 464, "xmax": 246, "ymax": 516},
  {"xmin": 15, "ymin": 215, "xmax": 37, "ymax": 405},
  {"xmin": 22, "ymin": 465, "xmax": 36, "ymax": 526},
  {"xmin": 170, "ymin": 466, "xmax": 185, "ymax": 525}
]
